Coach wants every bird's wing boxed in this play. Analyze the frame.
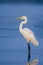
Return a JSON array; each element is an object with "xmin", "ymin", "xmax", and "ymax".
[
  {"xmin": 23, "ymin": 28, "xmax": 38, "ymax": 46},
  {"xmin": 24, "ymin": 28, "xmax": 33, "ymax": 33},
  {"xmin": 23, "ymin": 28, "xmax": 35, "ymax": 40},
  {"xmin": 23, "ymin": 28, "xmax": 35, "ymax": 37}
]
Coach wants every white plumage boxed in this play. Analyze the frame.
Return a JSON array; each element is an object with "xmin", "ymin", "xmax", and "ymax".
[{"xmin": 16, "ymin": 16, "xmax": 39, "ymax": 46}]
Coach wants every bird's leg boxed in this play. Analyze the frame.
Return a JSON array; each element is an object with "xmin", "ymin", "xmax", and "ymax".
[{"xmin": 27, "ymin": 43, "xmax": 31, "ymax": 62}]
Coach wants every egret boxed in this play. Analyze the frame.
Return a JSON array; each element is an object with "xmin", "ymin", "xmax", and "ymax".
[{"xmin": 16, "ymin": 16, "xmax": 39, "ymax": 59}]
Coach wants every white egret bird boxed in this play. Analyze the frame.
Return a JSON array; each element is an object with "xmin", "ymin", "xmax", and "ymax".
[{"xmin": 16, "ymin": 16, "xmax": 39, "ymax": 58}]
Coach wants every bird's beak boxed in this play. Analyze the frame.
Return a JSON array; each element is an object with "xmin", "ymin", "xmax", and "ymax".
[{"xmin": 16, "ymin": 17, "xmax": 21, "ymax": 20}]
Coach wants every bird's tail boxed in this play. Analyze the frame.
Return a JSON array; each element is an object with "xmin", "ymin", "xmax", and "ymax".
[{"xmin": 32, "ymin": 39, "xmax": 39, "ymax": 46}]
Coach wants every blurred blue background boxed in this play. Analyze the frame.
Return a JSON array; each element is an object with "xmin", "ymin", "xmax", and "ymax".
[{"xmin": 0, "ymin": 0, "xmax": 43, "ymax": 65}]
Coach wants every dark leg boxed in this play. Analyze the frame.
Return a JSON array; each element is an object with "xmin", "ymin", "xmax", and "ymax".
[{"xmin": 27, "ymin": 43, "xmax": 31, "ymax": 62}]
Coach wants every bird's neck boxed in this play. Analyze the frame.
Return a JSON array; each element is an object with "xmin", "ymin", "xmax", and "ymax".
[{"xmin": 19, "ymin": 18, "xmax": 27, "ymax": 33}]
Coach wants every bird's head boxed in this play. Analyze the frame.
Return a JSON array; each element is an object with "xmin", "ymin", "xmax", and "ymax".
[{"xmin": 16, "ymin": 16, "xmax": 27, "ymax": 21}]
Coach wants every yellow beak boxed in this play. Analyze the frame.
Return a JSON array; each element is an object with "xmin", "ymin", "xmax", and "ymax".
[{"xmin": 16, "ymin": 17, "xmax": 20, "ymax": 20}]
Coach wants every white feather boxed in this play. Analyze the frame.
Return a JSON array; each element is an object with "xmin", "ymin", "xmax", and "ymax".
[{"xmin": 17, "ymin": 16, "xmax": 39, "ymax": 46}]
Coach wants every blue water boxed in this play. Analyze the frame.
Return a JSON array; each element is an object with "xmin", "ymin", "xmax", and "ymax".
[{"xmin": 0, "ymin": 4, "xmax": 43, "ymax": 65}]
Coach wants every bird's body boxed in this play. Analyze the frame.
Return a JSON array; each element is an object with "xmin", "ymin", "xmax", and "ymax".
[
  {"xmin": 20, "ymin": 28, "xmax": 38, "ymax": 46},
  {"xmin": 17, "ymin": 16, "xmax": 38, "ymax": 46}
]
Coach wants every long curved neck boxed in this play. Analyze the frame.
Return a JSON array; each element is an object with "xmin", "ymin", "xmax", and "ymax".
[{"xmin": 19, "ymin": 18, "xmax": 27, "ymax": 33}]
